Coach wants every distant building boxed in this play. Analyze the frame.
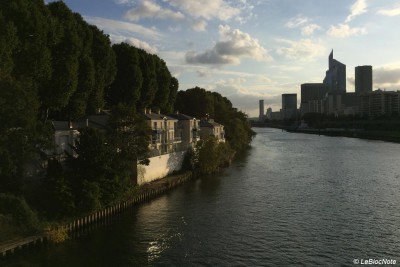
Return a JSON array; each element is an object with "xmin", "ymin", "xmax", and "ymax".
[
  {"xmin": 199, "ymin": 118, "xmax": 225, "ymax": 142},
  {"xmin": 52, "ymin": 112, "xmax": 111, "ymax": 160},
  {"xmin": 323, "ymin": 50, "xmax": 346, "ymax": 93},
  {"xmin": 282, "ymin": 94, "xmax": 297, "ymax": 120},
  {"xmin": 355, "ymin": 65, "xmax": 372, "ymax": 94},
  {"xmin": 169, "ymin": 112, "xmax": 200, "ymax": 149},
  {"xmin": 360, "ymin": 89, "xmax": 400, "ymax": 117},
  {"xmin": 266, "ymin": 107, "xmax": 272, "ymax": 120},
  {"xmin": 300, "ymin": 83, "xmax": 329, "ymax": 115},
  {"xmin": 143, "ymin": 108, "xmax": 182, "ymax": 156},
  {"xmin": 270, "ymin": 111, "xmax": 282, "ymax": 121},
  {"xmin": 259, "ymin": 100, "xmax": 265, "ymax": 121}
]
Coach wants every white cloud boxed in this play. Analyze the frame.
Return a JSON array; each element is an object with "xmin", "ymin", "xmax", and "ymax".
[
  {"xmin": 378, "ymin": 6, "xmax": 400, "ymax": 17},
  {"xmin": 301, "ymin": 24, "xmax": 321, "ymax": 36},
  {"xmin": 327, "ymin": 23, "xmax": 366, "ymax": 38},
  {"xmin": 276, "ymin": 38, "xmax": 326, "ymax": 61},
  {"xmin": 124, "ymin": 0, "xmax": 184, "ymax": 21},
  {"xmin": 286, "ymin": 15, "xmax": 321, "ymax": 36},
  {"xmin": 166, "ymin": 0, "xmax": 240, "ymax": 21},
  {"xmin": 192, "ymin": 19, "xmax": 207, "ymax": 32},
  {"xmin": 186, "ymin": 25, "xmax": 271, "ymax": 65},
  {"xmin": 345, "ymin": 0, "xmax": 367, "ymax": 23},
  {"xmin": 285, "ymin": 15, "xmax": 309, "ymax": 28},
  {"xmin": 122, "ymin": 37, "xmax": 158, "ymax": 54},
  {"xmin": 83, "ymin": 16, "xmax": 163, "ymax": 40}
]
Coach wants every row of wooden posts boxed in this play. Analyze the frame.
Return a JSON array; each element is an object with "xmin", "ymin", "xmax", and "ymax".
[{"xmin": 1, "ymin": 172, "xmax": 193, "ymax": 258}]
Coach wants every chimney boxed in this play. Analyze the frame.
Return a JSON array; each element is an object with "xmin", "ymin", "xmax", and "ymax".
[
  {"xmin": 86, "ymin": 118, "xmax": 89, "ymax": 127},
  {"xmin": 144, "ymin": 108, "xmax": 147, "ymax": 114},
  {"xmin": 96, "ymin": 108, "xmax": 101, "ymax": 114},
  {"xmin": 68, "ymin": 121, "xmax": 73, "ymax": 129},
  {"xmin": 176, "ymin": 110, "xmax": 179, "ymax": 115},
  {"xmin": 157, "ymin": 108, "xmax": 161, "ymax": 114},
  {"xmin": 148, "ymin": 108, "xmax": 152, "ymax": 114}
]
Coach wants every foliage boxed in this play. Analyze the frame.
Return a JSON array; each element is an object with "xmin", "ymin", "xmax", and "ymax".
[
  {"xmin": 106, "ymin": 45, "xmax": 177, "ymax": 113},
  {"xmin": 191, "ymin": 136, "xmax": 234, "ymax": 175},
  {"xmin": 175, "ymin": 87, "xmax": 255, "ymax": 151},
  {"xmin": 45, "ymin": 227, "xmax": 68, "ymax": 243},
  {"xmin": 0, "ymin": 193, "xmax": 40, "ymax": 234}
]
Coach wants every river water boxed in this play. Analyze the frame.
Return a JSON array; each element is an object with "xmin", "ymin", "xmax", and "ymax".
[{"xmin": 4, "ymin": 128, "xmax": 400, "ymax": 266}]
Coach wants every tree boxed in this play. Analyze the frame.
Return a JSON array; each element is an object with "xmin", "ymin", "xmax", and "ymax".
[
  {"xmin": 174, "ymin": 87, "xmax": 255, "ymax": 152},
  {"xmin": 107, "ymin": 43, "xmax": 142, "ymax": 109}
]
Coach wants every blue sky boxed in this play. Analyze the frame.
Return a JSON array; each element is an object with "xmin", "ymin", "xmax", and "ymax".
[{"xmin": 51, "ymin": 0, "xmax": 400, "ymax": 116}]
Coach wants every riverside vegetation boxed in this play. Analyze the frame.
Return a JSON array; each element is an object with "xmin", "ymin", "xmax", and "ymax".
[{"xmin": 0, "ymin": 1, "xmax": 255, "ymax": 243}]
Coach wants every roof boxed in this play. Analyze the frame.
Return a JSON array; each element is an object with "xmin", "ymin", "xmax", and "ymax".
[
  {"xmin": 168, "ymin": 113, "xmax": 195, "ymax": 120},
  {"xmin": 199, "ymin": 119, "xmax": 223, "ymax": 128},
  {"xmin": 52, "ymin": 114, "xmax": 111, "ymax": 132},
  {"xmin": 143, "ymin": 112, "xmax": 177, "ymax": 121}
]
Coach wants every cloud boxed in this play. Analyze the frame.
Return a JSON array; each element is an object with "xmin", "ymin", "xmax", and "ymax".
[
  {"xmin": 122, "ymin": 37, "xmax": 158, "ymax": 54},
  {"xmin": 166, "ymin": 0, "xmax": 241, "ymax": 21},
  {"xmin": 345, "ymin": 0, "xmax": 367, "ymax": 23},
  {"xmin": 285, "ymin": 15, "xmax": 321, "ymax": 36},
  {"xmin": 378, "ymin": 5, "xmax": 400, "ymax": 17},
  {"xmin": 276, "ymin": 38, "xmax": 326, "ymax": 61},
  {"xmin": 124, "ymin": 0, "xmax": 184, "ymax": 21},
  {"xmin": 83, "ymin": 16, "xmax": 163, "ymax": 40},
  {"xmin": 327, "ymin": 23, "xmax": 366, "ymax": 38},
  {"xmin": 301, "ymin": 24, "xmax": 321, "ymax": 36},
  {"xmin": 186, "ymin": 25, "xmax": 271, "ymax": 65},
  {"xmin": 285, "ymin": 15, "xmax": 309, "ymax": 28},
  {"xmin": 192, "ymin": 19, "xmax": 207, "ymax": 32},
  {"xmin": 196, "ymin": 69, "xmax": 211, "ymax": 77},
  {"xmin": 373, "ymin": 66, "xmax": 400, "ymax": 90}
]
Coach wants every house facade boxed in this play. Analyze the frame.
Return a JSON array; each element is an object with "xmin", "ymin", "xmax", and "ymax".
[
  {"xmin": 143, "ymin": 108, "xmax": 182, "ymax": 156},
  {"xmin": 199, "ymin": 118, "xmax": 225, "ymax": 142},
  {"xmin": 169, "ymin": 112, "xmax": 200, "ymax": 149}
]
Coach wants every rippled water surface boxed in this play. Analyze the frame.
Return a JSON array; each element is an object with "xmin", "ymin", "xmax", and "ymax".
[{"xmin": 4, "ymin": 128, "xmax": 400, "ymax": 266}]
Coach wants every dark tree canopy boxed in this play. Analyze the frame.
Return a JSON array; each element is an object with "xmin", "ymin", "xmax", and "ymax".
[{"xmin": 175, "ymin": 87, "xmax": 255, "ymax": 151}]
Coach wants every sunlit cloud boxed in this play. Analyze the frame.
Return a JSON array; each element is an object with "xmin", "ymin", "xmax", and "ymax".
[
  {"xmin": 276, "ymin": 38, "xmax": 326, "ymax": 61},
  {"xmin": 123, "ymin": 0, "xmax": 185, "ymax": 22},
  {"xmin": 83, "ymin": 16, "xmax": 163, "ymax": 40},
  {"xmin": 345, "ymin": 0, "xmax": 368, "ymax": 22},
  {"xmin": 186, "ymin": 25, "xmax": 271, "ymax": 65},
  {"xmin": 327, "ymin": 24, "xmax": 366, "ymax": 38}
]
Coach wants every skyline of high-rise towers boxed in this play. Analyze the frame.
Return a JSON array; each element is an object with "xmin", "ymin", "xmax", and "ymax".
[{"xmin": 323, "ymin": 50, "xmax": 346, "ymax": 93}]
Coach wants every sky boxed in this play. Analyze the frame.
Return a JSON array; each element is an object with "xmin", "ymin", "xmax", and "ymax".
[{"xmin": 50, "ymin": 0, "xmax": 400, "ymax": 117}]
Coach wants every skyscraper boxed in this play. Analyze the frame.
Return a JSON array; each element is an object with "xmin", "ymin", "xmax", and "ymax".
[
  {"xmin": 323, "ymin": 50, "xmax": 346, "ymax": 93},
  {"xmin": 259, "ymin": 100, "xmax": 264, "ymax": 121},
  {"xmin": 282, "ymin": 94, "xmax": 297, "ymax": 120},
  {"xmin": 355, "ymin": 65, "xmax": 372, "ymax": 94}
]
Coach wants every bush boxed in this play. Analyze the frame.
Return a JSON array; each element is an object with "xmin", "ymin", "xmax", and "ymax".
[{"xmin": 0, "ymin": 193, "xmax": 40, "ymax": 234}]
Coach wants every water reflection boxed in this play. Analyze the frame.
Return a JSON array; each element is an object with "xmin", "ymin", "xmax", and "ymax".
[{"xmin": 3, "ymin": 128, "xmax": 400, "ymax": 266}]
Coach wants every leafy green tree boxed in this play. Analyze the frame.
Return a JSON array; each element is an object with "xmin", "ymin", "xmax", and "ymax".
[
  {"xmin": 138, "ymin": 50, "xmax": 157, "ymax": 109},
  {"xmin": 0, "ymin": 193, "xmax": 40, "ymax": 234},
  {"xmin": 107, "ymin": 43, "xmax": 142, "ymax": 109},
  {"xmin": 175, "ymin": 87, "xmax": 214, "ymax": 117},
  {"xmin": 175, "ymin": 87, "xmax": 255, "ymax": 152},
  {"xmin": 86, "ymin": 25, "xmax": 116, "ymax": 114},
  {"xmin": 153, "ymin": 59, "xmax": 171, "ymax": 113}
]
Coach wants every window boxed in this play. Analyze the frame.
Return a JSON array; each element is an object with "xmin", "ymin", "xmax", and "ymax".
[{"xmin": 153, "ymin": 122, "xmax": 157, "ymax": 129}]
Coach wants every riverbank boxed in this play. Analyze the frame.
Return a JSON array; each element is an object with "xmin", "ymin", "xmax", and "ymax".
[
  {"xmin": 0, "ymin": 171, "xmax": 193, "ymax": 257},
  {"xmin": 286, "ymin": 128, "xmax": 400, "ymax": 143}
]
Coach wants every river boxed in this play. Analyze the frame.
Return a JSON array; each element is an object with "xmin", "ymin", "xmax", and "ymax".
[{"xmin": 3, "ymin": 128, "xmax": 400, "ymax": 266}]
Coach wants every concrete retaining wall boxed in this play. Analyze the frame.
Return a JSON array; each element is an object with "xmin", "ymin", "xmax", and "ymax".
[{"xmin": 137, "ymin": 151, "xmax": 186, "ymax": 185}]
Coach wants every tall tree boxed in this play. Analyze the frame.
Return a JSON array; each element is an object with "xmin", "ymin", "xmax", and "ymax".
[
  {"xmin": 107, "ymin": 43, "xmax": 142, "ymax": 110},
  {"xmin": 87, "ymin": 25, "xmax": 116, "ymax": 114}
]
